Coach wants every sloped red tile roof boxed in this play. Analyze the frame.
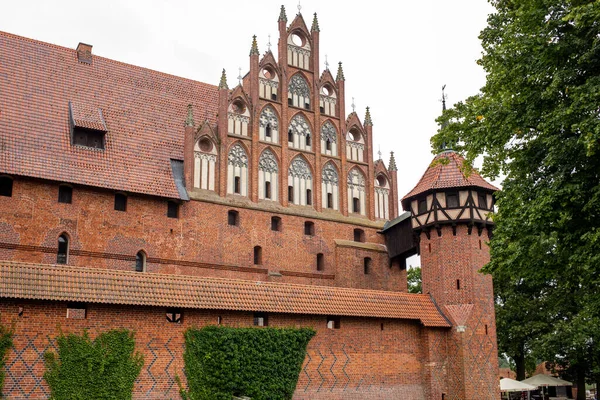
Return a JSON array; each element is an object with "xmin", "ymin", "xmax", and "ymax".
[
  {"xmin": 0, "ymin": 261, "xmax": 451, "ymax": 327},
  {"xmin": 402, "ymin": 150, "xmax": 498, "ymax": 203},
  {"xmin": 0, "ymin": 31, "xmax": 218, "ymax": 199}
]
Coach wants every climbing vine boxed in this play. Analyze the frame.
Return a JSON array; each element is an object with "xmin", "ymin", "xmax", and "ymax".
[
  {"xmin": 0, "ymin": 323, "xmax": 14, "ymax": 399},
  {"xmin": 181, "ymin": 326, "xmax": 315, "ymax": 400},
  {"xmin": 44, "ymin": 329, "xmax": 143, "ymax": 400}
]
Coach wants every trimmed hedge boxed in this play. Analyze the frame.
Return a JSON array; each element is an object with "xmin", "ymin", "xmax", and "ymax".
[
  {"xmin": 44, "ymin": 329, "xmax": 143, "ymax": 400},
  {"xmin": 0, "ymin": 323, "xmax": 14, "ymax": 398},
  {"xmin": 182, "ymin": 326, "xmax": 315, "ymax": 400}
]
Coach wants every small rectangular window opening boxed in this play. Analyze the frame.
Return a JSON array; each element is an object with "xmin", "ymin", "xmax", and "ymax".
[
  {"xmin": 326, "ymin": 316, "xmax": 341, "ymax": 330},
  {"xmin": 288, "ymin": 98, "xmax": 293, "ymax": 106},
  {"xmin": 73, "ymin": 127, "xmax": 105, "ymax": 149},
  {"xmin": 58, "ymin": 185, "xmax": 73, "ymax": 204},
  {"xmin": 167, "ymin": 201, "xmax": 179, "ymax": 218},
  {"xmin": 418, "ymin": 199, "xmax": 427, "ymax": 214},
  {"xmin": 228, "ymin": 210, "xmax": 239, "ymax": 226},
  {"xmin": 306, "ymin": 189, "xmax": 312, "ymax": 205},
  {"xmin": 446, "ymin": 192, "xmax": 459, "ymax": 208},
  {"xmin": 478, "ymin": 193, "xmax": 487, "ymax": 209},
  {"xmin": 354, "ymin": 229, "xmax": 365, "ymax": 243},
  {"xmin": 305, "ymin": 135, "xmax": 311, "ymax": 147},
  {"xmin": 304, "ymin": 102, "xmax": 310, "ymax": 110},
  {"xmin": 271, "ymin": 216, "xmax": 282, "ymax": 231},
  {"xmin": 0, "ymin": 177, "xmax": 13, "ymax": 197},
  {"xmin": 326, "ymin": 139, "xmax": 331, "ymax": 151},
  {"xmin": 304, "ymin": 221, "xmax": 315, "ymax": 236},
  {"xmin": 234, "ymin": 176, "xmax": 241, "ymax": 194},
  {"xmin": 327, "ymin": 193, "xmax": 333, "ymax": 209},
  {"xmin": 364, "ymin": 257, "xmax": 372, "ymax": 275},
  {"xmin": 316, "ymin": 253, "xmax": 324, "ymax": 271},
  {"xmin": 381, "ymin": 323, "xmax": 384, "ymax": 331},
  {"xmin": 114, "ymin": 193, "xmax": 127, "ymax": 211},
  {"xmin": 352, "ymin": 197, "xmax": 360, "ymax": 213},
  {"xmin": 288, "ymin": 129, "xmax": 294, "ymax": 143},
  {"xmin": 254, "ymin": 246, "xmax": 263, "ymax": 265},
  {"xmin": 320, "ymin": 106, "xmax": 325, "ymax": 113},
  {"xmin": 288, "ymin": 186, "xmax": 294, "ymax": 202},
  {"xmin": 265, "ymin": 124, "xmax": 272, "ymax": 138},
  {"xmin": 66, "ymin": 303, "xmax": 87, "ymax": 319},
  {"xmin": 456, "ymin": 279, "xmax": 461, "ymax": 290},
  {"xmin": 265, "ymin": 181, "xmax": 271, "ymax": 199},
  {"xmin": 254, "ymin": 312, "xmax": 268, "ymax": 327},
  {"xmin": 166, "ymin": 308, "xmax": 183, "ymax": 323},
  {"xmin": 271, "ymin": 93, "xmax": 277, "ymax": 101}
]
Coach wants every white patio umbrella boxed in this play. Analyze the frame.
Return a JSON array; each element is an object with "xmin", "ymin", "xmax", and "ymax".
[
  {"xmin": 500, "ymin": 378, "xmax": 537, "ymax": 400},
  {"xmin": 521, "ymin": 374, "xmax": 572, "ymax": 387}
]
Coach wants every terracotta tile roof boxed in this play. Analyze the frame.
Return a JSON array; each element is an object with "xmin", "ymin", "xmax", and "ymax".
[
  {"xmin": 402, "ymin": 150, "xmax": 498, "ymax": 203},
  {"xmin": 0, "ymin": 261, "xmax": 451, "ymax": 327},
  {"xmin": 0, "ymin": 31, "xmax": 218, "ymax": 199},
  {"xmin": 69, "ymin": 102, "xmax": 107, "ymax": 131}
]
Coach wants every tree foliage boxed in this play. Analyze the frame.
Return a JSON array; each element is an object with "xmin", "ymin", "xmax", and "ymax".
[
  {"xmin": 0, "ymin": 323, "xmax": 13, "ymax": 398},
  {"xmin": 407, "ymin": 266, "xmax": 422, "ymax": 294},
  {"xmin": 181, "ymin": 326, "xmax": 315, "ymax": 400},
  {"xmin": 433, "ymin": 0, "xmax": 600, "ymax": 396},
  {"xmin": 44, "ymin": 329, "xmax": 143, "ymax": 400}
]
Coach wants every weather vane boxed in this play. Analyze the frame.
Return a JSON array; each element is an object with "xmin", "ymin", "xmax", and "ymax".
[
  {"xmin": 441, "ymin": 84, "xmax": 447, "ymax": 110},
  {"xmin": 325, "ymin": 54, "xmax": 329, "ymax": 70},
  {"xmin": 297, "ymin": 0, "xmax": 301, "ymax": 13},
  {"xmin": 378, "ymin": 145, "xmax": 382, "ymax": 160},
  {"xmin": 351, "ymin": 97, "xmax": 356, "ymax": 113},
  {"xmin": 238, "ymin": 67, "xmax": 242, "ymax": 85},
  {"xmin": 267, "ymin": 34, "xmax": 271, "ymax": 52}
]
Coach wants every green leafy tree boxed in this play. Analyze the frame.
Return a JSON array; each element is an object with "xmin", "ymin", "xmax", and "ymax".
[
  {"xmin": 0, "ymin": 323, "xmax": 14, "ymax": 398},
  {"xmin": 407, "ymin": 266, "xmax": 422, "ymax": 294},
  {"xmin": 433, "ymin": 0, "xmax": 600, "ymax": 398}
]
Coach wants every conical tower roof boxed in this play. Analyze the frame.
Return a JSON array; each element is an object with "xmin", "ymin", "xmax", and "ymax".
[{"xmin": 402, "ymin": 150, "xmax": 498, "ymax": 207}]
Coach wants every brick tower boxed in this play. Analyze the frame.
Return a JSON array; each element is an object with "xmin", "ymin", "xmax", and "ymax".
[{"xmin": 402, "ymin": 150, "xmax": 500, "ymax": 399}]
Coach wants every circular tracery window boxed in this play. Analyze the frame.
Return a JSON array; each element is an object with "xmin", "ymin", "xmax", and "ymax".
[
  {"xmin": 376, "ymin": 175, "xmax": 387, "ymax": 187},
  {"xmin": 199, "ymin": 138, "xmax": 213, "ymax": 152},
  {"xmin": 291, "ymin": 33, "xmax": 305, "ymax": 47}
]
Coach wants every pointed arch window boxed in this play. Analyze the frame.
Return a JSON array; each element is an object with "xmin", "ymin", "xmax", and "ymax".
[
  {"xmin": 347, "ymin": 168, "xmax": 366, "ymax": 216},
  {"xmin": 346, "ymin": 127, "xmax": 365, "ymax": 162},
  {"xmin": 259, "ymin": 66, "xmax": 279, "ymax": 100},
  {"xmin": 374, "ymin": 173, "xmax": 390, "ymax": 220},
  {"xmin": 57, "ymin": 234, "xmax": 68, "ymax": 264},
  {"xmin": 321, "ymin": 162, "xmax": 339, "ymax": 211},
  {"xmin": 287, "ymin": 32, "xmax": 311, "ymax": 69},
  {"xmin": 319, "ymin": 84, "xmax": 337, "ymax": 117},
  {"xmin": 288, "ymin": 74, "xmax": 310, "ymax": 109},
  {"xmin": 228, "ymin": 100, "xmax": 250, "ymax": 136},
  {"xmin": 258, "ymin": 149, "xmax": 279, "ymax": 201},
  {"xmin": 194, "ymin": 137, "xmax": 217, "ymax": 191},
  {"xmin": 321, "ymin": 121, "xmax": 337, "ymax": 156},
  {"xmin": 288, "ymin": 114, "xmax": 312, "ymax": 151},
  {"xmin": 227, "ymin": 144, "xmax": 249, "ymax": 197},
  {"xmin": 259, "ymin": 106, "xmax": 279, "ymax": 143},
  {"xmin": 288, "ymin": 157, "xmax": 313, "ymax": 206}
]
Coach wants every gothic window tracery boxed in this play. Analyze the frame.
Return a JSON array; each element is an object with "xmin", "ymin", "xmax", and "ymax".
[
  {"xmin": 346, "ymin": 127, "xmax": 365, "ymax": 162},
  {"xmin": 259, "ymin": 66, "xmax": 279, "ymax": 100},
  {"xmin": 288, "ymin": 74, "xmax": 310, "ymax": 109},
  {"xmin": 320, "ymin": 121, "xmax": 337, "ymax": 156},
  {"xmin": 319, "ymin": 84, "xmax": 337, "ymax": 117},
  {"xmin": 259, "ymin": 149, "xmax": 279, "ymax": 201},
  {"xmin": 287, "ymin": 32, "xmax": 311, "ymax": 69},
  {"xmin": 228, "ymin": 100, "xmax": 250, "ymax": 136},
  {"xmin": 194, "ymin": 137, "xmax": 217, "ymax": 191},
  {"xmin": 227, "ymin": 143, "xmax": 249, "ymax": 196},
  {"xmin": 321, "ymin": 162, "xmax": 339, "ymax": 210},
  {"xmin": 374, "ymin": 173, "xmax": 390, "ymax": 220},
  {"xmin": 288, "ymin": 157, "xmax": 312, "ymax": 206},
  {"xmin": 259, "ymin": 106, "xmax": 279, "ymax": 143},
  {"xmin": 347, "ymin": 168, "xmax": 366, "ymax": 215},
  {"xmin": 288, "ymin": 113, "xmax": 312, "ymax": 151}
]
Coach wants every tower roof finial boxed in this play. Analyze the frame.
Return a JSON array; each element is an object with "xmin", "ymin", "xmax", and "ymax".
[
  {"xmin": 237, "ymin": 67, "xmax": 242, "ymax": 86},
  {"xmin": 267, "ymin": 34, "xmax": 272, "ymax": 52},
  {"xmin": 311, "ymin": 13, "xmax": 320, "ymax": 32},
  {"xmin": 389, "ymin": 151, "xmax": 398, "ymax": 171},
  {"xmin": 441, "ymin": 84, "xmax": 447, "ymax": 112},
  {"xmin": 250, "ymin": 35, "xmax": 259, "ymax": 56},
  {"xmin": 185, "ymin": 104, "xmax": 195, "ymax": 127},
  {"xmin": 378, "ymin": 145, "xmax": 382, "ymax": 161},
  {"xmin": 218, "ymin": 69, "xmax": 228, "ymax": 90},
  {"xmin": 278, "ymin": 5, "xmax": 287, "ymax": 22},
  {"xmin": 336, "ymin": 61, "xmax": 345, "ymax": 81},
  {"xmin": 325, "ymin": 54, "xmax": 329, "ymax": 70},
  {"xmin": 351, "ymin": 97, "xmax": 356, "ymax": 113},
  {"xmin": 297, "ymin": 0, "xmax": 302, "ymax": 14},
  {"xmin": 364, "ymin": 106, "xmax": 373, "ymax": 126}
]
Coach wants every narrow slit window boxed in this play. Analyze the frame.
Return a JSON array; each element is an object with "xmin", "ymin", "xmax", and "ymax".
[
  {"xmin": 265, "ymin": 181, "xmax": 272, "ymax": 199},
  {"xmin": 288, "ymin": 186, "xmax": 294, "ymax": 202},
  {"xmin": 234, "ymin": 177, "xmax": 241, "ymax": 194},
  {"xmin": 306, "ymin": 189, "xmax": 312, "ymax": 205},
  {"xmin": 135, "ymin": 251, "xmax": 146, "ymax": 272},
  {"xmin": 316, "ymin": 253, "xmax": 324, "ymax": 271},
  {"xmin": 254, "ymin": 246, "xmax": 262, "ymax": 265},
  {"xmin": 305, "ymin": 134, "xmax": 311, "ymax": 147},
  {"xmin": 0, "ymin": 176, "xmax": 13, "ymax": 197},
  {"xmin": 352, "ymin": 197, "xmax": 360, "ymax": 213},
  {"xmin": 456, "ymin": 279, "xmax": 461, "ymax": 290},
  {"xmin": 114, "ymin": 193, "xmax": 127, "ymax": 211},
  {"xmin": 58, "ymin": 185, "xmax": 73, "ymax": 204},
  {"xmin": 271, "ymin": 216, "xmax": 282, "ymax": 231},
  {"xmin": 288, "ymin": 129, "xmax": 293, "ymax": 143},
  {"xmin": 364, "ymin": 257, "xmax": 372, "ymax": 274},
  {"xmin": 327, "ymin": 193, "xmax": 333, "ymax": 209},
  {"xmin": 57, "ymin": 234, "xmax": 69, "ymax": 264},
  {"xmin": 326, "ymin": 139, "xmax": 331, "ymax": 151},
  {"xmin": 265, "ymin": 124, "xmax": 272, "ymax": 138}
]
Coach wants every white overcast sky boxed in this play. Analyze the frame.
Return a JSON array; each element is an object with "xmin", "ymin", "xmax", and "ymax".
[{"xmin": 1, "ymin": 0, "xmax": 496, "ymax": 208}]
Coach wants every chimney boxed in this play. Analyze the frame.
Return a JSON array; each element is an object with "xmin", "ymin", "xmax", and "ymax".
[{"xmin": 76, "ymin": 42, "xmax": 93, "ymax": 64}]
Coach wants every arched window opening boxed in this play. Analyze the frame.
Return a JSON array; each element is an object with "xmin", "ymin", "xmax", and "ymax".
[
  {"xmin": 320, "ymin": 121, "xmax": 337, "ymax": 156},
  {"xmin": 364, "ymin": 257, "xmax": 372, "ymax": 275},
  {"xmin": 228, "ymin": 100, "xmax": 250, "ymax": 136},
  {"xmin": 287, "ymin": 31, "xmax": 311, "ymax": 69},
  {"xmin": 194, "ymin": 137, "xmax": 218, "ymax": 191},
  {"xmin": 317, "ymin": 253, "xmax": 324, "ymax": 271},
  {"xmin": 319, "ymin": 84, "xmax": 337, "ymax": 117},
  {"xmin": 0, "ymin": 176, "xmax": 13, "ymax": 197},
  {"xmin": 135, "ymin": 251, "xmax": 146, "ymax": 272},
  {"xmin": 326, "ymin": 139, "xmax": 331, "ymax": 151},
  {"xmin": 258, "ymin": 149, "xmax": 279, "ymax": 201},
  {"xmin": 57, "ymin": 234, "xmax": 69, "ymax": 264},
  {"xmin": 346, "ymin": 127, "xmax": 365, "ymax": 162},
  {"xmin": 322, "ymin": 162, "xmax": 339, "ymax": 211},
  {"xmin": 288, "ymin": 114, "xmax": 312, "ymax": 151},
  {"xmin": 374, "ymin": 173, "xmax": 390, "ymax": 220},
  {"xmin": 347, "ymin": 168, "xmax": 366, "ymax": 216},
  {"xmin": 259, "ymin": 66, "xmax": 279, "ymax": 100},
  {"xmin": 304, "ymin": 221, "xmax": 315, "ymax": 236},
  {"xmin": 253, "ymin": 246, "xmax": 263, "ymax": 265},
  {"xmin": 234, "ymin": 177, "xmax": 241, "ymax": 194},
  {"xmin": 288, "ymin": 157, "xmax": 312, "ymax": 206},
  {"xmin": 305, "ymin": 134, "xmax": 311, "ymax": 147},
  {"xmin": 354, "ymin": 229, "xmax": 365, "ymax": 243},
  {"xmin": 227, "ymin": 144, "xmax": 249, "ymax": 196},
  {"xmin": 259, "ymin": 106, "xmax": 279, "ymax": 143},
  {"xmin": 288, "ymin": 74, "xmax": 310, "ymax": 108}
]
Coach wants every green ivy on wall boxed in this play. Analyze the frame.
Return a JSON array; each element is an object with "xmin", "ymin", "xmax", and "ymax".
[
  {"xmin": 181, "ymin": 326, "xmax": 315, "ymax": 400},
  {"xmin": 0, "ymin": 323, "xmax": 14, "ymax": 399},
  {"xmin": 44, "ymin": 329, "xmax": 143, "ymax": 400}
]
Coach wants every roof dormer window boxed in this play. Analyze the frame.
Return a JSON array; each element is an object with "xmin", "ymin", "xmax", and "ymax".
[{"xmin": 69, "ymin": 102, "xmax": 108, "ymax": 150}]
